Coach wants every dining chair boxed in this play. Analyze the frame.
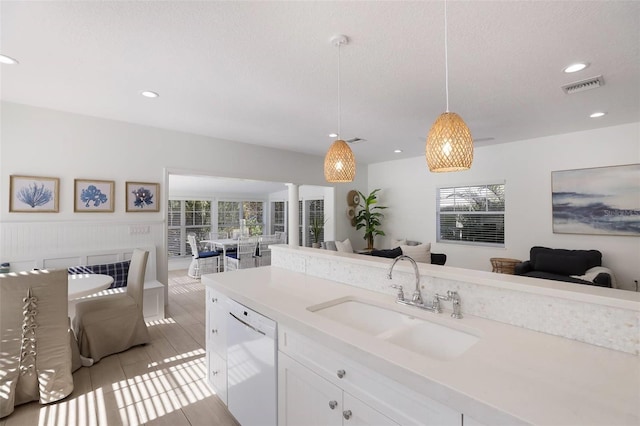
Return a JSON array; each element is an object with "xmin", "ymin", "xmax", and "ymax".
[
  {"xmin": 226, "ymin": 237, "xmax": 258, "ymax": 271},
  {"xmin": 0, "ymin": 269, "xmax": 73, "ymax": 418},
  {"xmin": 275, "ymin": 231, "xmax": 287, "ymax": 244},
  {"xmin": 72, "ymin": 249, "xmax": 150, "ymax": 364},
  {"xmin": 187, "ymin": 234, "xmax": 220, "ymax": 278},
  {"xmin": 256, "ymin": 234, "xmax": 279, "ymax": 267}
]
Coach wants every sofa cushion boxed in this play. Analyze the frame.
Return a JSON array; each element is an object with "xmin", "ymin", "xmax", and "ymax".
[
  {"xmin": 521, "ymin": 270, "xmax": 596, "ymax": 285},
  {"xmin": 400, "ymin": 243, "xmax": 431, "ymax": 263},
  {"xmin": 370, "ymin": 247, "xmax": 402, "ymax": 258},
  {"xmin": 534, "ymin": 253, "xmax": 588, "ymax": 276},
  {"xmin": 335, "ymin": 238, "xmax": 354, "ymax": 253},
  {"xmin": 530, "ymin": 246, "xmax": 601, "ymax": 271}
]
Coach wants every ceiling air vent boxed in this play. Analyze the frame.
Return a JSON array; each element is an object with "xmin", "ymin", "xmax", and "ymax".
[
  {"xmin": 346, "ymin": 137, "xmax": 366, "ymax": 144},
  {"xmin": 561, "ymin": 75, "xmax": 604, "ymax": 94}
]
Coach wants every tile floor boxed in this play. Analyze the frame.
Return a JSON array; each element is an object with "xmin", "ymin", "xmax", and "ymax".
[{"xmin": 1, "ymin": 270, "xmax": 240, "ymax": 426}]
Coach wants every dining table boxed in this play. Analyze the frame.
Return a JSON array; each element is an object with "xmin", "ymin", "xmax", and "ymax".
[
  {"xmin": 200, "ymin": 238, "xmax": 239, "ymax": 271},
  {"xmin": 68, "ymin": 273, "xmax": 114, "ymax": 300}
]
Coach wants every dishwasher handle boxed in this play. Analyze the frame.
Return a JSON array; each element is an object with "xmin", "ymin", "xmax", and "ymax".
[{"xmin": 229, "ymin": 312, "xmax": 266, "ymax": 336}]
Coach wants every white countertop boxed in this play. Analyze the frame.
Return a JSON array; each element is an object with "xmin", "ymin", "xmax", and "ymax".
[{"xmin": 204, "ymin": 266, "xmax": 640, "ymax": 426}]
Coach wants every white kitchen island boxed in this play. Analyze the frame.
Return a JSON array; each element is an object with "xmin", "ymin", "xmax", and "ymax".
[{"xmin": 203, "ymin": 246, "xmax": 640, "ymax": 426}]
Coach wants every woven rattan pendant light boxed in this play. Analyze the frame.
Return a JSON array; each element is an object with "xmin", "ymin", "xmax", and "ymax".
[
  {"xmin": 426, "ymin": 0, "xmax": 473, "ymax": 172},
  {"xmin": 324, "ymin": 35, "xmax": 356, "ymax": 183}
]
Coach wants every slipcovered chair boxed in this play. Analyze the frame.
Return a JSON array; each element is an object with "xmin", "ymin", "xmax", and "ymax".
[
  {"xmin": 1, "ymin": 269, "xmax": 73, "ymax": 418},
  {"xmin": 226, "ymin": 237, "xmax": 258, "ymax": 270},
  {"xmin": 187, "ymin": 234, "xmax": 220, "ymax": 278},
  {"xmin": 72, "ymin": 249, "xmax": 150, "ymax": 364}
]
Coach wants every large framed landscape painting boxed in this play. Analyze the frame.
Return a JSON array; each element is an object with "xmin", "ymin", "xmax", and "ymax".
[{"xmin": 552, "ymin": 164, "xmax": 640, "ymax": 236}]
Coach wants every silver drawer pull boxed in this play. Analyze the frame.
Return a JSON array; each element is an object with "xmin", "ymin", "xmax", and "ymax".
[
  {"xmin": 212, "ymin": 370, "xmax": 218, "ymax": 376},
  {"xmin": 343, "ymin": 410, "xmax": 352, "ymax": 420},
  {"xmin": 212, "ymin": 329, "xmax": 218, "ymax": 334},
  {"xmin": 337, "ymin": 369, "xmax": 346, "ymax": 379},
  {"xmin": 328, "ymin": 400, "xmax": 338, "ymax": 410},
  {"xmin": 211, "ymin": 297, "xmax": 218, "ymax": 303}
]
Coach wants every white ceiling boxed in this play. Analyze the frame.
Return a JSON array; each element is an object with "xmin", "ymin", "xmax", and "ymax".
[{"xmin": 1, "ymin": 1, "xmax": 639, "ymax": 164}]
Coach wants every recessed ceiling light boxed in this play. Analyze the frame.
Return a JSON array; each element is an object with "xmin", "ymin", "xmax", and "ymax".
[
  {"xmin": 563, "ymin": 63, "xmax": 588, "ymax": 73},
  {"xmin": 394, "ymin": 149, "xmax": 402, "ymax": 153},
  {"xmin": 0, "ymin": 54, "xmax": 19, "ymax": 65},
  {"xmin": 140, "ymin": 90, "xmax": 159, "ymax": 98},
  {"xmin": 328, "ymin": 133, "xmax": 338, "ymax": 138},
  {"xmin": 590, "ymin": 112, "xmax": 606, "ymax": 118}
]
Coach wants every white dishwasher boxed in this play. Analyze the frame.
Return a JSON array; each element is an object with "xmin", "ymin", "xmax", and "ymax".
[{"xmin": 226, "ymin": 299, "xmax": 277, "ymax": 426}]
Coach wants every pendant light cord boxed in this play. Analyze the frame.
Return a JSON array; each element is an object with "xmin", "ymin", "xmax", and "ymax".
[
  {"xmin": 337, "ymin": 41, "xmax": 342, "ymax": 138},
  {"xmin": 444, "ymin": 0, "xmax": 450, "ymax": 113}
]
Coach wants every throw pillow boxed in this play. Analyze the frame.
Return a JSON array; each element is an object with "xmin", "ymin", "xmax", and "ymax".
[
  {"xmin": 88, "ymin": 260, "xmax": 131, "ymax": 288},
  {"xmin": 400, "ymin": 243, "xmax": 431, "ymax": 263},
  {"xmin": 390, "ymin": 238, "xmax": 407, "ymax": 249},
  {"xmin": 335, "ymin": 238, "xmax": 354, "ymax": 253}
]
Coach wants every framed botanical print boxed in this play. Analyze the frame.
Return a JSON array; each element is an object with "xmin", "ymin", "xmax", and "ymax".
[
  {"xmin": 74, "ymin": 179, "xmax": 115, "ymax": 212},
  {"xmin": 10, "ymin": 175, "xmax": 60, "ymax": 212},
  {"xmin": 126, "ymin": 181, "xmax": 160, "ymax": 212}
]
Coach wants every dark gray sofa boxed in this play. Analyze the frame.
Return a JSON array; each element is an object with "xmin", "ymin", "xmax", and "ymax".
[
  {"xmin": 514, "ymin": 246, "xmax": 613, "ymax": 287},
  {"xmin": 369, "ymin": 247, "xmax": 447, "ymax": 265}
]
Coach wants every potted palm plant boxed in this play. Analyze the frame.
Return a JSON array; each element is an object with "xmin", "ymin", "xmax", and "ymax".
[
  {"xmin": 355, "ymin": 189, "xmax": 387, "ymax": 250},
  {"xmin": 310, "ymin": 216, "xmax": 328, "ymax": 248}
]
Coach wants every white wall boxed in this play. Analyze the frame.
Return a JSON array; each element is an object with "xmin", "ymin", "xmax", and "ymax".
[
  {"xmin": 368, "ymin": 122, "xmax": 640, "ymax": 291},
  {"xmin": 0, "ymin": 102, "xmax": 368, "ymax": 288}
]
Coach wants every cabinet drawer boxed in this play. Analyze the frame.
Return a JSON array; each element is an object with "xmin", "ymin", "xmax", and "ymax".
[
  {"xmin": 279, "ymin": 327, "xmax": 461, "ymax": 426},
  {"xmin": 208, "ymin": 350, "xmax": 228, "ymax": 404}
]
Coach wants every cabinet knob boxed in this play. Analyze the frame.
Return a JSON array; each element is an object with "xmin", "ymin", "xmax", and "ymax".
[
  {"xmin": 337, "ymin": 369, "xmax": 346, "ymax": 379},
  {"xmin": 212, "ymin": 329, "xmax": 218, "ymax": 334},
  {"xmin": 212, "ymin": 370, "xmax": 218, "ymax": 376},
  {"xmin": 343, "ymin": 410, "xmax": 352, "ymax": 420},
  {"xmin": 328, "ymin": 400, "xmax": 338, "ymax": 410},
  {"xmin": 212, "ymin": 297, "xmax": 218, "ymax": 303}
]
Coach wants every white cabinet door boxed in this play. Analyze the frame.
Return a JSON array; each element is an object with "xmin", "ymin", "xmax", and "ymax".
[
  {"xmin": 208, "ymin": 351, "xmax": 228, "ymax": 404},
  {"xmin": 342, "ymin": 393, "xmax": 400, "ymax": 426},
  {"xmin": 207, "ymin": 288, "xmax": 228, "ymax": 357},
  {"xmin": 279, "ymin": 352, "xmax": 343, "ymax": 426},
  {"xmin": 205, "ymin": 287, "xmax": 228, "ymax": 404}
]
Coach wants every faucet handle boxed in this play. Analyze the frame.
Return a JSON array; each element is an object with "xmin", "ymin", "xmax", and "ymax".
[{"xmin": 390, "ymin": 284, "xmax": 405, "ymax": 301}]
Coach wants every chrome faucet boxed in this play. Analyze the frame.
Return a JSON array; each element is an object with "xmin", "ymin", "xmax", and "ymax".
[
  {"xmin": 387, "ymin": 255, "xmax": 422, "ymax": 304},
  {"xmin": 387, "ymin": 255, "xmax": 463, "ymax": 318}
]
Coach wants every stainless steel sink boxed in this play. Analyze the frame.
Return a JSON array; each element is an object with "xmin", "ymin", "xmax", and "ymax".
[{"xmin": 308, "ymin": 297, "xmax": 479, "ymax": 360}]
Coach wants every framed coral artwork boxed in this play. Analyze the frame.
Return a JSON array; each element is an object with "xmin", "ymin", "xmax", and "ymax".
[
  {"xmin": 74, "ymin": 179, "xmax": 115, "ymax": 212},
  {"xmin": 126, "ymin": 181, "xmax": 160, "ymax": 212},
  {"xmin": 10, "ymin": 175, "xmax": 60, "ymax": 212}
]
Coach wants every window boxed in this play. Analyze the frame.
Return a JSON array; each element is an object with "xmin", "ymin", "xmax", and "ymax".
[
  {"xmin": 217, "ymin": 200, "xmax": 265, "ymax": 237},
  {"xmin": 307, "ymin": 199, "xmax": 325, "ymax": 247},
  {"xmin": 271, "ymin": 201, "xmax": 286, "ymax": 234},
  {"xmin": 167, "ymin": 200, "xmax": 212, "ymax": 257},
  {"xmin": 437, "ymin": 183, "xmax": 505, "ymax": 246}
]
